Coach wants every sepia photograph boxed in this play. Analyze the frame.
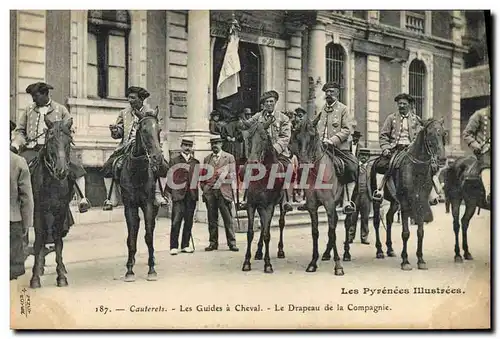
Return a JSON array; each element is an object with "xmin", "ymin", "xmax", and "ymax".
[{"xmin": 8, "ymin": 8, "xmax": 491, "ymax": 330}]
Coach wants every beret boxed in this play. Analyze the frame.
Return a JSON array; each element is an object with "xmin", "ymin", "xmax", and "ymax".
[
  {"xmin": 322, "ymin": 82, "xmax": 340, "ymax": 92},
  {"xmin": 126, "ymin": 86, "xmax": 150, "ymax": 100},
  {"xmin": 26, "ymin": 82, "xmax": 54, "ymax": 94},
  {"xmin": 394, "ymin": 93, "xmax": 415, "ymax": 103},
  {"xmin": 260, "ymin": 90, "xmax": 279, "ymax": 104}
]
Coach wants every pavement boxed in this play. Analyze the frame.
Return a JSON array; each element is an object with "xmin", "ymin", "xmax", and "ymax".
[{"xmin": 11, "ymin": 203, "xmax": 491, "ymax": 329}]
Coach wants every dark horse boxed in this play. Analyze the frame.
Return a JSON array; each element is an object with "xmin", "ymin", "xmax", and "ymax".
[
  {"xmin": 30, "ymin": 116, "xmax": 75, "ymax": 288},
  {"xmin": 240, "ymin": 118, "xmax": 289, "ymax": 273},
  {"xmin": 443, "ymin": 155, "xmax": 490, "ymax": 263},
  {"xmin": 370, "ymin": 118, "xmax": 447, "ymax": 270},
  {"xmin": 119, "ymin": 108, "xmax": 166, "ymax": 282},
  {"xmin": 290, "ymin": 115, "xmax": 346, "ymax": 275}
]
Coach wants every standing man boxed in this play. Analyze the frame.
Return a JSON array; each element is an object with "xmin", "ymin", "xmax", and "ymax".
[
  {"xmin": 347, "ymin": 149, "xmax": 372, "ymax": 245},
  {"xmin": 201, "ymin": 135, "xmax": 239, "ymax": 252},
  {"xmin": 11, "ymin": 82, "xmax": 90, "ymax": 213},
  {"xmin": 463, "ymin": 106, "xmax": 491, "ymax": 204},
  {"xmin": 351, "ymin": 131, "xmax": 362, "ymax": 159},
  {"xmin": 102, "ymin": 86, "xmax": 167, "ymax": 210},
  {"xmin": 10, "ymin": 120, "xmax": 34, "ymax": 280},
  {"xmin": 308, "ymin": 82, "xmax": 358, "ymax": 214},
  {"xmin": 237, "ymin": 90, "xmax": 294, "ymax": 212},
  {"xmin": 167, "ymin": 137, "xmax": 199, "ymax": 255}
]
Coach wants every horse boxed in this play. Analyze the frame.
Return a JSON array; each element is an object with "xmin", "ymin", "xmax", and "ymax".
[
  {"xmin": 29, "ymin": 116, "xmax": 75, "ymax": 288},
  {"xmin": 290, "ymin": 115, "xmax": 346, "ymax": 275},
  {"xmin": 443, "ymin": 155, "xmax": 490, "ymax": 263},
  {"xmin": 240, "ymin": 118, "xmax": 289, "ymax": 273},
  {"xmin": 118, "ymin": 108, "xmax": 166, "ymax": 282},
  {"xmin": 370, "ymin": 118, "xmax": 447, "ymax": 270}
]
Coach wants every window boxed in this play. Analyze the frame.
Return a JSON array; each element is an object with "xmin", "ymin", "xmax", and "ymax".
[
  {"xmin": 405, "ymin": 11, "xmax": 425, "ymax": 34},
  {"xmin": 87, "ymin": 10, "xmax": 131, "ymax": 99},
  {"xmin": 409, "ymin": 59, "xmax": 426, "ymax": 118},
  {"xmin": 325, "ymin": 43, "xmax": 346, "ymax": 103}
]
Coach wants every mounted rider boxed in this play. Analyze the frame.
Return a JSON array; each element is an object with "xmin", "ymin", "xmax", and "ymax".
[
  {"xmin": 102, "ymin": 86, "xmax": 168, "ymax": 210},
  {"xmin": 10, "ymin": 82, "xmax": 91, "ymax": 213},
  {"xmin": 298, "ymin": 81, "xmax": 358, "ymax": 214},
  {"xmin": 236, "ymin": 90, "xmax": 294, "ymax": 213},
  {"xmin": 463, "ymin": 105, "xmax": 491, "ymax": 204}
]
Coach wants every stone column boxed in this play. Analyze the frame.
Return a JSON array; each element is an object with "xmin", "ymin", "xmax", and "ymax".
[
  {"xmin": 184, "ymin": 10, "xmax": 213, "ymax": 223},
  {"xmin": 366, "ymin": 55, "xmax": 380, "ymax": 148},
  {"xmin": 307, "ymin": 22, "xmax": 326, "ymax": 117}
]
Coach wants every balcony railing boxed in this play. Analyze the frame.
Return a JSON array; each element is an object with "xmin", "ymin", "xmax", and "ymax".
[{"xmin": 405, "ymin": 12, "xmax": 425, "ymax": 34}]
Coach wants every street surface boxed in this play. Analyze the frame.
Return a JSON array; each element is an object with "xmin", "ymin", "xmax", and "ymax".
[{"xmin": 11, "ymin": 204, "xmax": 490, "ymax": 329}]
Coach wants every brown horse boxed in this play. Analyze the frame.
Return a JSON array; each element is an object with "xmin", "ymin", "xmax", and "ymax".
[
  {"xmin": 443, "ymin": 155, "xmax": 490, "ymax": 263},
  {"xmin": 119, "ymin": 108, "xmax": 166, "ymax": 282},
  {"xmin": 29, "ymin": 116, "xmax": 75, "ymax": 288},
  {"xmin": 290, "ymin": 115, "xmax": 346, "ymax": 275},
  {"xmin": 240, "ymin": 119, "xmax": 289, "ymax": 273},
  {"xmin": 370, "ymin": 118, "xmax": 447, "ymax": 270}
]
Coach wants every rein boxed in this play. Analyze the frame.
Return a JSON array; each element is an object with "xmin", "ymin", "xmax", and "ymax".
[
  {"xmin": 41, "ymin": 129, "xmax": 73, "ymax": 180},
  {"xmin": 405, "ymin": 120, "xmax": 439, "ymax": 173}
]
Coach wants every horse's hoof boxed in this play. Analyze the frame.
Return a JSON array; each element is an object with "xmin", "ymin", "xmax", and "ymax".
[
  {"xmin": 464, "ymin": 252, "xmax": 474, "ymax": 260},
  {"xmin": 376, "ymin": 252, "xmax": 385, "ymax": 259},
  {"xmin": 335, "ymin": 268, "xmax": 344, "ymax": 276},
  {"xmin": 30, "ymin": 278, "xmax": 41, "ymax": 289},
  {"xmin": 264, "ymin": 265, "xmax": 274, "ymax": 274},
  {"xmin": 147, "ymin": 272, "xmax": 158, "ymax": 281},
  {"xmin": 454, "ymin": 255, "xmax": 463, "ymax": 263},
  {"xmin": 321, "ymin": 253, "xmax": 331, "ymax": 261},
  {"xmin": 417, "ymin": 262, "xmax": 428, "ymax": 270},
  {"xmin": 277, "ymin": 251, "xmax": 285, "ymax": 259},
  {"xmin": 401, "ymin": 263, "xmax": 412, "ymax": 271},
  {"xmin": 57, "ymin": 277, "xmax": 68, "ymax": 287},
  {"xmin": 387, "ymin": 250, "xmax": 396, "ymax": 257},
  {"xmin": 124, "ymin": 274, "xmax": 136, "ymax": 282},
  {"xmin": 254, "ymin": 252, "xmax": 263, "ymax": 260},
  {"xmin": 343, "ymin": 254, "xmax": 351, "ymax": 262},
  {"xmin": 306, "ymin": 264, "xmax": 317, "ymax": 273},
  {"xmin": 242, "ymin": 263, "xmax": 251, "ymax": 272}
]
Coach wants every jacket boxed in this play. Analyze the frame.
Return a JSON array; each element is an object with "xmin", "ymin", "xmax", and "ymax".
[
  {"xmin": 242, "ymin": 110, "xmax": 292, "ymax": 157},
  {"xmin": 200, "ymin": 150, "xmax": 236, "ymax": 202},
  {"xmin": 12, "ymin": 100, "xmax": 70, "ymax": 150},
  {"xmin": 10, "ymin": 152, "xmax": 34, "ymax": 231},
  {"xmin": 463, "ymin": 106, "xmax": 491, "ymax": 151},
  {"xmin": 315, "ymin": 101, "xmax": 353, "ymax": 151},
  {"xmin": 379, "ymin": 111, "xmax": 422, "ymax": 151},
  {"xmin": 111, "ymin": 104, "xmax": 156, "ymax": 146},
  {"xmin": 167, "ymin": 153, "xmax": 200, "ymax": 202}
]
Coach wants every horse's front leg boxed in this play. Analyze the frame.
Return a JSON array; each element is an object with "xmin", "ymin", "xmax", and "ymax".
[
  {"xmin": 330, "ymin": 209, "xmax": 344, "ymax": 276},
  {"xmin": 452, "ymin": 199, "xmax": 463, "ymax": 262},
  {"xmin": 54, "ymin": 235, "xmax": 68, "ymax": 287},
  {"xmin": 277, "ymin": 204, "xmax": 286, "ymax": 259},
  {"xmin": 306, "ymin": 207, "xmax": 320, "ymax": 272},
  {"xmin": 143, "ymin": 203, "xmax": 158, "ymax": 281},
  {"xmin": 416, "ymin": 219, "xmax": 427, "ymax": 270},
  {"xmin": 242, "ymin": 205, "xmax": 256, "ymax": 271},
  {"xmin": 262, "ymin": 205, "xmax": 275, "ymax": 273},
  {"xmin": 29, "ymin": 228, "xmax": 46, "ymax": 289},
  {"xmin": 254, "ymin": 222, "xmax": 264, "ymax": 260},
  {"xmin": 343, "ymin": 213, "xmax": 352, "ymax": 262},
  {"xmin": 124, "ymin": 204, "xmax": 140, "ymax": 282},
  {"xmin": 372, "ymin": 201, "xmax": 384, "ymax": 259},
  {"xmin": 400, "ymin": 209, "xmax": 412, "ymax": 270},
  {"xmin": 385, "ymin": 202, "xmax": 398, "ymax": 257},
  {"xmin": 461, "ymin": 202, "xmax": 476, "ymax": 260}
]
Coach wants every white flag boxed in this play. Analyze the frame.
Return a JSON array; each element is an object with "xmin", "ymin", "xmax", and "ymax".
[{"xmin": 217, "ymin": 34, "xmax": 241, "ymax": 100}]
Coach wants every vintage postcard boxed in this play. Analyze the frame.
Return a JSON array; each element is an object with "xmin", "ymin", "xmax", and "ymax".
[{"xmin": 9, "ymin": 9, "xmax": 491, "ymax": 330}]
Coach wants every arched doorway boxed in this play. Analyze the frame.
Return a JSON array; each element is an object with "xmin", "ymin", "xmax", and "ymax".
[{"xmin": 212, "ymin": 38, "xmax": 261, "ymax": 116}]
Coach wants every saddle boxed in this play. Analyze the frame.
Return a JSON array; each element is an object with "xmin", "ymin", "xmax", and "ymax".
[
  {"xmin": 324, "ymin": 147, "xmax": 345, "ymax": 179},
  {"xmin": 463, "ymin": 158, "xmax": 481, "ymax": 181},
  {"xmin": 388, "ymin": 149, "xmax": 408, "ymax": 173}
]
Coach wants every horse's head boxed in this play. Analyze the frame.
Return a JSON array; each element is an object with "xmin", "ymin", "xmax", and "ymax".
[
  {"xmin": 291, "ymin": 113, "xmax": 322, "ymax": 163},
  {"xmin": 43, "ymin": 115, "xmax": 73, "ymax": 180},
  {"xmin": 134, "ymin": 107, "xmax": 163, "ymax": 173},
  {"xmin": 246, "ymin": 118, "xmax": 274, "ymax": 163},
  {"xmin": 421, "ymin": 117, "xmax": 447, "ymax": 166}
]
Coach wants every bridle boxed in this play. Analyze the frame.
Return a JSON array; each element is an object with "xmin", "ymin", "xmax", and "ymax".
[
  {"xmin": 406, "ymin": 119, "xmax": 442, "ymax": 173},
  {"xmin": 42, "ymin": 125, "xmax": 73, "ymax": 180},
  {"xmin": 247, "ymin": 121, "xmax": 275, "ymax": 164},
  {"xmin": 132, "ymin": 115, "xmax": 161, "ymax": 173}
]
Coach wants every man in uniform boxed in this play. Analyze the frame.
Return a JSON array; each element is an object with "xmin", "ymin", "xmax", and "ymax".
[
  {"xmin": 372, "ymin": 93, "xmax": 423, "ymax": 201},
  {"xmin": 300, "ymin": 82, "xmax": 357, "ymax": 214},
  {"xmin": 237, "ymin": 90, "xmax": 294, "ymax": 213},
  {"xmin": 102, "ymin": 86, "xmax": 167, "ymax": 210},
  {"xmin": 11, "ymin": 82, "xmax": 90, "ymax": 213},
  {"xmin": 463, "ymin": 106, "xmax": 491, "ymax": 204}
]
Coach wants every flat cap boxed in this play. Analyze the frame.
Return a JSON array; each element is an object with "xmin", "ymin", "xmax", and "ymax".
[
  {"xmin": 394, "ymin": 93, "xmax": 415, "ymax": 103},
  {"xmin": 322, "ymin": 82, "xmax": 340, "ymax": 92},
  {"xmin": 126, "ymin": 86, "xmax": 150, "ymax": 100},
  {"xmin": 26, "ymin": 82, "xmax": 54, "ymax": 94},
  {"xmin": 260, "ymin": 90, "xmax": 279, "ymax": 104}
]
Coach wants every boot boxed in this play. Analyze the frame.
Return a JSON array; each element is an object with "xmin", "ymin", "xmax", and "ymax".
[
  {"xmin": 75, "ymin": 176, "xmax": 91, "ymax": 213},
  {"xmin": 373, "ymin": 174, "xmax": 388, "ymax": 202},
  {"xmin": 103, "ymin": 177, "xmax": 118, "ymax": 211},
  {"xmin": 342, "ymin": 182, "xmax": 356, "ymax": 215},
  {"xmin": 282, "ymin": 189, "xmax": 293, "ymax": 213},
  {"xmin": 155, "ymin": 179, "xmax": 168, "ymax": 207}
]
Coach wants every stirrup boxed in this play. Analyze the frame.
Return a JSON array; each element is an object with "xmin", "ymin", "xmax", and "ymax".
[
  {"xmin": 343, "ymin": 201, "xmax": 356, "ymax": 215},
  {"xmin": 236, "ymin": 202, "xmax": 247, "ymax": 211},
  {"xmin": 103, "ymin": 199, "xmax": 114, "ymax": 211},
  {"xmin": 78, "ymin": 198, "xmax": 91, "ymax": 213},
  {"xmin": 372, "ymin": 189, "xmax": 384, "ymax": 202}
]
